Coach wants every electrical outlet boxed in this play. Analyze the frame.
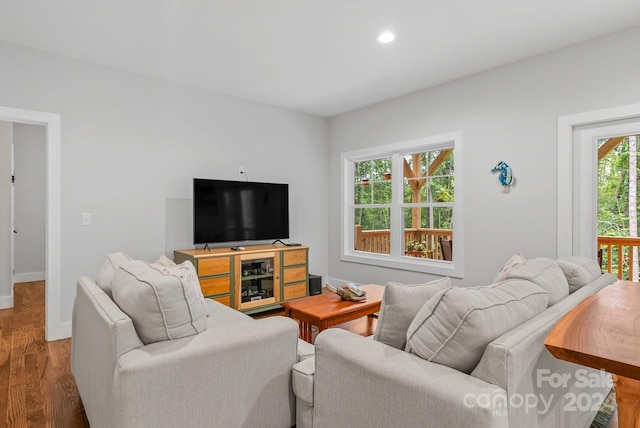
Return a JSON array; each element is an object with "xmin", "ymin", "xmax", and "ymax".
[{"xmin": 239, "ymin": 165, "xmax": 245, "ymax": 175}]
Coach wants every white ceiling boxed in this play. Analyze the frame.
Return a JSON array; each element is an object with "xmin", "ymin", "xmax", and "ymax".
[{"xmin": 1, "ymin": 1, "xmax": 640, "ymax": 117}]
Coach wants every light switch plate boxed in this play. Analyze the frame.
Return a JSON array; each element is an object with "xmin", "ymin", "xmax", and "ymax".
[{"xmin": 82, "ymin": 212, "xmax": 92, "ymax": 226}]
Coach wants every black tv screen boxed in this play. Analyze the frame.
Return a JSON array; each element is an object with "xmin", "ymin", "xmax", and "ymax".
[{"xmin": 193, "ymin": 178, "xmax": 290, "ymax": 244}]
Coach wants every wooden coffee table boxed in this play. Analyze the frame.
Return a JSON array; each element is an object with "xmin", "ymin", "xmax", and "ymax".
[{"xmin": 281, "ymin": 284, "xmax": 384, "ymax": 343}]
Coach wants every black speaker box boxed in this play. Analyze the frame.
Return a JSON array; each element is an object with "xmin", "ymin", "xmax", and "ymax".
[{"xmin": 308, "ymin": 274, "xmax": 322, "ymax": 295}]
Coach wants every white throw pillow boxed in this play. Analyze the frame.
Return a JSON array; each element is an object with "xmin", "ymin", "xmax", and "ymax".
[
  {"xmin": 493, "ymin": 252, "xmax": 526, "ymax": 283},
  {"xmin": 95, "ymin": 252, "xmax": 133, "ymax": 298},
  {"xmin": 154, "ymin": 254, "xmax": 177, "ymax": 268},
  {"xmin": 373, "ymin": 277, "xmax": 452, "ymax": 349},
  {"xmin": 405, "ymin": 279, "xmax": 548, "ymax": 374},
  {"xmin": 556, "ymin": 256, "xmax": 602, "ymax": 294},
  {"xmin": 502, "ymin": 258, "xmax": 569, "ymax": 306},
  {"xmin": 112, "ymin": 260, "xmax": 208, "ymax": 344},
  {"xmin": 151, "ymin": 257, "xmax": 209, "ymax": 316}
]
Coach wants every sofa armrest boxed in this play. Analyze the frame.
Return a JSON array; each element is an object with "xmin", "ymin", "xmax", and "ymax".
[
  {"xmin": 71, "ymin": 276, "xmax": 144, "ymax": 428},
  {"xmin": 471, "ymin": 273, "xmax": 616, "ymax": 428},
  {"xmin": 313, "ymin": 329, "xmax": 508, "ymax": 428},
  {"xmin": 113, "ymin": 316, "xmax": 299, "ymax": 428}
]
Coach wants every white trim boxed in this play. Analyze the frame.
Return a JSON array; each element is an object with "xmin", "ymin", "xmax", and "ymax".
[
  {"xmin": 58, "ymin": 321, "xmax": 72, "ymax": 339},
  {"xmin": 574, "ymin": 122, "xmax": 640, "ymax": 258},
  {"xmin": 0, "ymin": 106, "xmax": 63, "ymax": 341},
  {"xmin": 10, "ymin": 135, "xmax": 14, "ymax": 308},
  {"xmin": 0, "ymin": 294, "xmax": 13, "ymax": 309},
  {"xmin": 557, "ymin": 102, "xmax": 640, "ymax": 258},
  {"xmin": 13, "ymin": 271, "xmax": 46, "ymax": 283},
  {"xmin": 340, "ymin": 131, "xmax": 464, "ymax": 277}
]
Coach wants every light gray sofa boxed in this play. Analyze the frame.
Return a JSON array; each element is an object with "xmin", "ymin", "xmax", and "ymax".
[
  {"xmin": 292, "ymin": 258, "xmax": 617, "ymax": 428},
  {"xmin": 71, "ymin": 273, "xmax": 309, "ymax": 428}
]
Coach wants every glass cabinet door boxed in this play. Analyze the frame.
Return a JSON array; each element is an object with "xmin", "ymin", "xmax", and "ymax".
[{"xmin": 236, "ymin": 252, "xmax": 280, "ymax": 310}]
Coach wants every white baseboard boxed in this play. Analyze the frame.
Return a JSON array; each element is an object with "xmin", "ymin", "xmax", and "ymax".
[
  {"xmin": 13, "ymin": 271, "xmax": 45, "ymax": 283},
  {"xmin": 47, "ymin": 321, "xmax": 72, "ymax": 341},
  {"xmin": 0, "ymin": 294, "xmax": 14, "ymax": 309}
]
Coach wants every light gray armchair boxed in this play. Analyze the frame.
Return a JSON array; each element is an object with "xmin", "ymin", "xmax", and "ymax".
[{"xmin": 71, "ymin": 275, "xmax": 301, "ymax": 428}]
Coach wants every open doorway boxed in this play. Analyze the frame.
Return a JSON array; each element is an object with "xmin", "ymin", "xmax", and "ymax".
[
  {"xmin": 1, "ymin": 121, "xmax": 48, "ymax": 309},
  {"xmin": 12, "ymin": 123, "xmax": 46, "ymax": 283},
  {"xmin": 0, "ymin": 106, "xmax": 63, "ymax": 341},
  {"xmin": 597, "ymin": 134, "xmax": 640, "ymax": 280}
]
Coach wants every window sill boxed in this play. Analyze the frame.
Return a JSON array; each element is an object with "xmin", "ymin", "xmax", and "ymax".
[{"xmin": 340, "ymin": 251, "xmax": 463, "ymax": 278}]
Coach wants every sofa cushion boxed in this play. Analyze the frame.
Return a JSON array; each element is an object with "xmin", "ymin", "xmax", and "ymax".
[
  {"xmin": 556, "ymin": 256, "xmax": 602, "ymax": 294},
  {"xmin": 154, "ymin": 254, "xmax": 177, "ymax": 267},
  {"xmin": 204, "ymin": 299, "xmax": 253, "ymax": 329},
  {"xmin": 95, "ymin": 252, "xmax": 133, "ymax": 298},
  {"xmin": 297, "ymin": 339, "xmax": 316, "ymax": 362},
  {"xmin": 405, "ymin": 279, "xmax": 548, "ymax": 374},
  {"xmin": 503, "ymin": 257, "xmax": 568, "ymax": 306},
  {"xmin": 493, "ymin": 252, "xmax": 526, "ymax": 283},
  {"xmin": 150, "ymin": 258, "xmax": 209, "ymax": 316},
  {"xmin": 292, "ymin": 357, "xmax": 315, "ymax": 406},
  {"xmin": 112, "ymin": 260, "xmax": 208, "ymax": 344},
  {"xmin": 373, "ymin": 277, "xmax": 452, "ymax": 349}
]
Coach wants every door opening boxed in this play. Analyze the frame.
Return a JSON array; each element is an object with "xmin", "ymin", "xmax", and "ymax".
[
  {"xmin": 597, "ymin": 134, "xmax": 640, "ymax": 280},
  {"xmin": 0, "ymin": 106, "xmax": 63, "ymax": 341}
]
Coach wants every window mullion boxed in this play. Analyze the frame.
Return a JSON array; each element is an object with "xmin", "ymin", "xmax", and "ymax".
[
  {"xmin": 389, "ymin": 153, "xmax": 403, "ymax": 257},
  {"xmin": 346, "ymin": 159, "xmax": 356, "ymax": 254}
]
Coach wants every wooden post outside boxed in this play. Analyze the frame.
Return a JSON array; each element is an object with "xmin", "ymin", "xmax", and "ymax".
[
  {"xmin": 619, "ymin": 245, "xmax": 624, "ymax": 280},
  {"xmin": 630, "ymin": 246, "xmax": 635, "ymax": 282},
  {"xmin": 354, "ymin": 224, "xmax": 363, "ymax": 251},
  {"xmin": 411, "ymin": 154, "xmax": 421, "ymax": 230}
]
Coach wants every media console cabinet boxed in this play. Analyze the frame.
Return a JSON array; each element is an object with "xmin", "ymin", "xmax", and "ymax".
[{"xmin": 174, "ymin": 245, "xmax": 309, "ymax": 314}]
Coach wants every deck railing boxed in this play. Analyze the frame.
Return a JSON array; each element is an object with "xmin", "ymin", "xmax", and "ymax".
[
  {"xmin": 352, "ymin": 231, "xmax": 639, "ymax": 273},
  {"xmin": 354, "ymin": 225, "xmax": 452, "ymax": 259},
  {"xmin": 597, "ymin": 236, "xmax": 640, "ymax": 280}
]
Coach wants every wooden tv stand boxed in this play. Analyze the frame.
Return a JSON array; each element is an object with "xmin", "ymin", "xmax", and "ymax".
[{"xmin": 174, "ymin": 245, "xmax": 309, "ymax": 314}]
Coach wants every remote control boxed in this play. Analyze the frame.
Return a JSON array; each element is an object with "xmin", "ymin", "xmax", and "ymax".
[{"xmin": 231, "ymin": 246, "xmax": 245, "ymax": 251}]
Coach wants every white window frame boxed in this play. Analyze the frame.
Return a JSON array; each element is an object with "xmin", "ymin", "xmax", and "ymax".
[{"xmin": 340, "ymin": 131, "xmax": 464, "ymax": 278}]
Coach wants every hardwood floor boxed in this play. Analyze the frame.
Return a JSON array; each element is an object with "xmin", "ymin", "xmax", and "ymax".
[{"xmin": 0, "ymin": 281, "xmax": 88, "ymax": 428}]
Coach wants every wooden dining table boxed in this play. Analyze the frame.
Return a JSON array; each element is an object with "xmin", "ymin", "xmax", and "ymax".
[{"xmin": 545, "ymin": 280, "xmax": 640, "ymax": 428}]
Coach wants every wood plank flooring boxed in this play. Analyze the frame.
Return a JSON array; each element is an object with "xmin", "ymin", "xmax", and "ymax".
[{"xmin": 0, "ymin": 281, "xmax": 88, "ymax": 428}]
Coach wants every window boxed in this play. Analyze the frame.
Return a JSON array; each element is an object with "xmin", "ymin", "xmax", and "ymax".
[{"xmin": 341, "ymin": 132, "xmax": 463, "ymax": 277}]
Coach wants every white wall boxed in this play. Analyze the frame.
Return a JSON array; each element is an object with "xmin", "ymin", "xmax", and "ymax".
[
  {"xmin": 0, "ymin": 121, "xmax": 12, "ymax": 308},
  {"xmin": 0, "ymin": 41, "xmax": 329, "ymax": 334},
  {"xmin": 328, "ymin": 25, "xmax": 640, "ymax": 287},
  {"xmin": 13, "ymin": 123, "xmax": 46, "ymax": 282}
]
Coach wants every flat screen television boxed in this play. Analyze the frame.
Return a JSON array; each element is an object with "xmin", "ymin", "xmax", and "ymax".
[{"xmin": 193, "ymin": 178, "xmax": 289, "ymax": 245}]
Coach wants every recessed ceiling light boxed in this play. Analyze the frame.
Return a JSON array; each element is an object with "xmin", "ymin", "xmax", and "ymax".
[{"xmin": 377, "ymin": 32, "xmax": 395, "ymax": 44}]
